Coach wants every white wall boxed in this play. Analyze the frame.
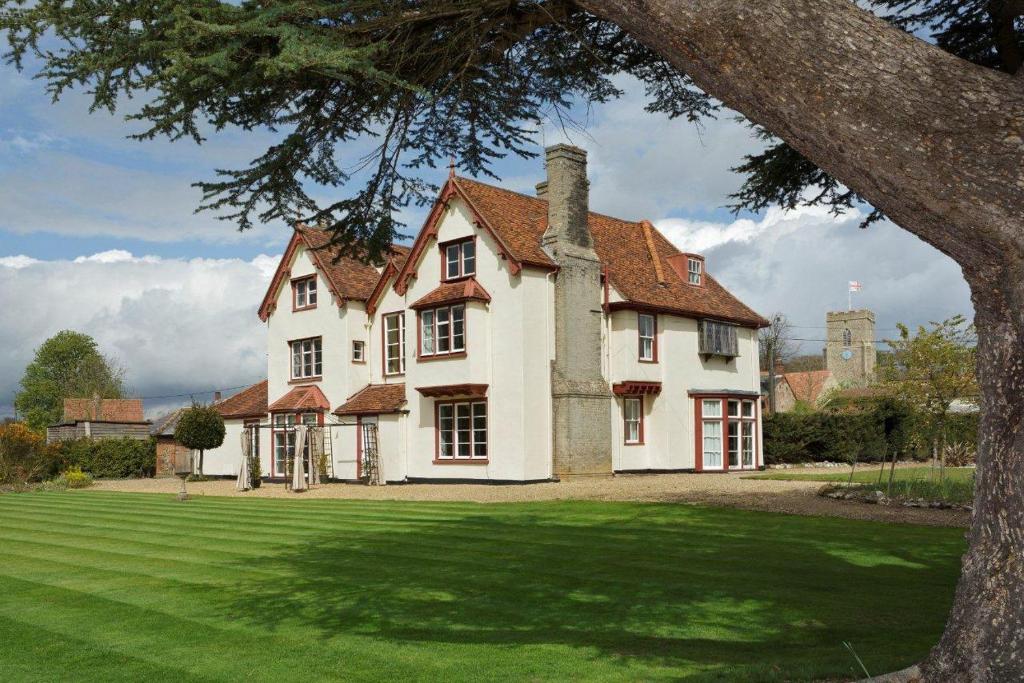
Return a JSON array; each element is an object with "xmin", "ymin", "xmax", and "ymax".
[{"xmin": 608, "ymin": 310, "xmax": 762, "ymax": 471}]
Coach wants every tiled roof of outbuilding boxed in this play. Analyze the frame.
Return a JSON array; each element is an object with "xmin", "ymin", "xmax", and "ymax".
[
  {"xmin": 214, "ymin": 380, "xmax": 268, "ymax": 419},
  {"xmin": 334, "ymin": 384, "xmax": 407, "ymax": 416},
  {"xmin": 63, "ymin": 398, "xmax": 145, "ymax": 423}
]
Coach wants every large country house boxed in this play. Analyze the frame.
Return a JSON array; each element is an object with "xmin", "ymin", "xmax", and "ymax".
[{"xmin": 204, "ymin": 145, "xmax": 768, "ymax": 483}]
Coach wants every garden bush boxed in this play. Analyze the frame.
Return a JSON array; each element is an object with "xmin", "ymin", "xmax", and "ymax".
[
  {"xmin": 61, "ymin": 466, "xmax": 94, "ymax": 489},
  {"xmin": 0, "ymin": 422, "xmax": 58, "ymax": 485},
  {"xmin": 54, "ymin": 437, "xmax": 156, "ymax": 478}
]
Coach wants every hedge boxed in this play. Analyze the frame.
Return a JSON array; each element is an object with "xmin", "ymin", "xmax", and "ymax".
[
  {"xmin": 54, "ymin": 438, "xmax": 156, "ymax": 479},
  {"xmin": 764, "ymin": 398, "xmax": 979, "ymax": 465}
]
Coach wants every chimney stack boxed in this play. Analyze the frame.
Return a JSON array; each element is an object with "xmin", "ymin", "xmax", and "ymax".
[
  {"xmin": 539, "ymin": 144, "xmax": 612, "ymax": 477},
  {"xmin": 213, "ymin": 391, "xmax": 222, "ymax": 403},
  {"xmin": 534, "ymin": 180, "xmax": 548, "ymax": 198},
  {"xmin": 542, "ymin": 144, "xmax": 594, "ymax": 252}
]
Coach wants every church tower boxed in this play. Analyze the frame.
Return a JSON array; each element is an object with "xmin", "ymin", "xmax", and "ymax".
[{"xmin": 825, "ymin": 309, "xmax": 876, "ymax": 385}]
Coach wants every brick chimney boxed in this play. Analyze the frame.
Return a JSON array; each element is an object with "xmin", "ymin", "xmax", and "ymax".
[
  {"xmin": 213, "ymin": 391, "xmax": 222, "ymax": 403},
  {"xmin": 540, "ymin": 144, "xmax": 612, "ymax": 477}
]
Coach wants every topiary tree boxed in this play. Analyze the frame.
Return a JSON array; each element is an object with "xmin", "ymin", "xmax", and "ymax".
[{"xmin": 173, "ymin": 403, "xmax": 225, "ymax": 477}]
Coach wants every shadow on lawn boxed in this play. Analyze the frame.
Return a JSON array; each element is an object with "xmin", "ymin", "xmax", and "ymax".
[{"xmin": 215, "ymin": 502, "xmax": 961, "ymax": 678}]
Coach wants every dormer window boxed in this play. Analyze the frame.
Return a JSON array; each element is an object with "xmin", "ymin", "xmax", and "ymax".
[
  {"xmin": 687, "ymin": 258, "xmax": 702, "ymax": 285},
  {"xmin": 443, "ymin": 239, "xmax": 476, "ymax": 280},
  {"xmin": 292, "ymin": 276, "xmax": 317, "ymax": 311}
]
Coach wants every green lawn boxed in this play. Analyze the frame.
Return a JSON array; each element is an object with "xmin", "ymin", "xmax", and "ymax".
[
  {"xmin": 746, "ymin": 465, "xmax": 975, "ymax": 484},
  {"xmin": 0, "ymin": 492, "xmax": 964, "ymax": 681}
]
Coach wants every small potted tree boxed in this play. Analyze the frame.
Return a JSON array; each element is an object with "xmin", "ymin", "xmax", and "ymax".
[{"xmin": 174, "ymin": 402, "xmax": 225, "ymax": 480}]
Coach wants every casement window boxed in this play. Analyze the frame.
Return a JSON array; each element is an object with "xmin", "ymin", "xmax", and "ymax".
[
  {"xmin": 290, "ymin": 337, "xmax": 322, "ymax": 379},
  {"xmin": 383, "ymin": 312, "xmax": 406, "ymax": 375},
  {"xmin": 443, "ymin": 239, "xmax": 476, "ymax": 280},
  {"xmin": 352, "ymin": 340, "xmax": 365, "ymax": 363},
  {"xmin": 436, "ymin": 400, "xmax": 487, "ymax": 460},
  {"xmin": 687, "ymin": 258, "xmax": 702, "ymax": 285},
  {"xmin": 272, "ymin": 413, "xmax": 317, "ymax": 476},
  {"xmin": 698, "ymin": 320, "xmax": 739, "ymax": 358},
  {"xmin": 292, "ymin": 276, "xmax": 317, "ymax": 310},
  {"xmin": 623, "ymin": 396, "xmax": 644, "ymax": 445},
  {"xmin": 701, "ymin": 399, "xmax": 724, "ymax": 469},
  {"xmin": 638, "ymin": 313, "xmax": 656, "ymax": 362},
  {"xmin": 698, "ymin": 396, "xmax": 758, "ymax": 471},
  {"xmin": 420, "ymin": 304, "xmax": 466, "ymax": 357}
]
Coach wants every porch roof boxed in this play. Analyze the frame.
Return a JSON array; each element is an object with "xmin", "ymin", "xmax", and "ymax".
[
  {"xmin": 334, "ymin": 383, "xmax": 407, "ymax": 416},
  {"xmin": 268, "ymin": 385, "xmax": 330, "ymax": 412},
  {"xmin": 415, "ymin": 383, "xmax": 488, "ymax": 398},
  {"xmin": 612, "ymin": 381, "xmax": 662, "ymax": 396}
]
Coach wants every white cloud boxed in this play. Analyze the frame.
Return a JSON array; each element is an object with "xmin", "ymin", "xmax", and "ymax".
[{"xmin": 0, "ymin": 251, "xmax": 275, "ymax": 417}]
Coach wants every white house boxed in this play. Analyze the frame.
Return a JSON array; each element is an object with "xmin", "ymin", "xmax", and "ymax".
[{"xmin": 203, "ymin": 145, "xmax": 768, "ymax": 483}]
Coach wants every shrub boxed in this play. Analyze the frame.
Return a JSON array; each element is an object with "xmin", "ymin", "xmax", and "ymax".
[
  {"xmin": 62, "ymin": 466, "xmax": 94, "ymax": 489},
  {"xmin": 249, "ymin": 450, "xmax": 262, "ymax": 489},
  {"xmin": 0, "ymin": 422, "xmax": 57, "ymax": 485},
  {"xmin": 54, "ymin": 437, "xmax": 156, "ymax": 478}
]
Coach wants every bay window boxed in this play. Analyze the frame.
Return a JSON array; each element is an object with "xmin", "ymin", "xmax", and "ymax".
[
  {"xmin": 436, "ymin": 400, "xmax": 487, "ymax": 460},
  {"xmin": 698, "ymin": 320, "xmax": 739, "ymax": 358},
  {"xmin": 624, "ymin": 396, "xmax": 643, "ymax": 444},
  {"xmin": 420, "ymin": 304, "xmax": 465, "ymax": 357},
  {"xmin": 638, "ymin": 313, "xmax": 656, "ymax": 362},
  {"xmin": 383, "ymin": 312, "xmax": 405, "ymax": 375},
  {"xmin": 698, "ymin": 395, "xmax": 758, "ymax": 471},
  {"xmin": 701, "ymin": 399, "xmax": 723, "ymax": 469},
  {"xmin": 272, "ymin": 412, "xmax": 318, "ymax": 477},
  {"xmin": 290, "ymin": 337, "xmax": 322, "ymax": 379},
  {"xmin": 443, "ymin": 239, "xmax": 476, "ymax": 280}
]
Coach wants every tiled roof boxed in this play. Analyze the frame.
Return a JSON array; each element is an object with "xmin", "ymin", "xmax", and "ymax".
[
  {"xmin": 150, "ymin": 408, "xmax": 186, "ymax": 437},
  {"xmin": 299, "ymin": 227, "xmax": 411, "ymax": 302},
  {"xmin": 334, "ymin": 384, "xmax": 407, "ymax": 415},
  {"xmin": 63, "ymin": 398, "xmax": 144, "ymax": 423},
  {"xmin": 784, "ymin": 371, "xmax": 835, "ymax": 403},
  {"xmin": 259, "ymin": 228, "xmax": 410, "ymax": 320},
  {"xmin": 215, "ymin": 380, "xmax": 268, "ymax": 419},
  {"xmin": 411, "ymin": 278, "xmax": 492, "ymax": 310},
  {"xmin": 451, "ymin": 178, "xmax": 767, "ymax": 327},
  {"xmin": 268, "ymin": 385, "xmax": 331, "ymax": 412}
]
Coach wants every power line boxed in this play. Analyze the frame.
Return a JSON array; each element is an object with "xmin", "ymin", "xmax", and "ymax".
[{"xmin": 131, "ymin": 380, "xmax": 262, "ymax": 401}]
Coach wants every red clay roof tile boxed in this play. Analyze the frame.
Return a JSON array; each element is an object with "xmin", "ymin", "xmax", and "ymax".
[
  {"xmin": 411, "ymin": 278, "xmax": 492, "ymax": 310},
  {"xmin": 334, "ymin": 384, "xmax": 407, "ymax": 415},
  {"xmin": 63, "ymin": 398, "xmax": 144, "ymax": 423},
  {"xmin": 214, "ymin": 380, "xmax": 268, "ymax": 419},
  {"xmin": 268, "ymin": 385, "xmax": 331, "ymax": 413}
]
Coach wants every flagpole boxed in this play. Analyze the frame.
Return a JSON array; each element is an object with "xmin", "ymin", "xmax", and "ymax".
[{"xmin": 848, "ymin": 285, "xmax": 851, "ymax": 311}]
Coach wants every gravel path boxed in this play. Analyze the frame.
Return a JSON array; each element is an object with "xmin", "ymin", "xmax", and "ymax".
[{"xmin": 91, "ymin": 470, "xmax": 968, "ymax": 527}]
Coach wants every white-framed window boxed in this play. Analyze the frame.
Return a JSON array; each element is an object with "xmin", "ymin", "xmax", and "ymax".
[
  {"xmin": 383, "ymin": 312, "xmax": 405, "ymax": 375},
  {"xmin": 701, "ymin": 399, "xmax": 723, "ymax": 469},
  {"xmin": 420, "ymin": 304, "xmax": 465, "ymax": 356},
  {"xmin": 726, "ymin": 398, "xmax": 758, "ymax": 469},
  {"xmin": 638, "ymin": 313, "xmax": 656, "ymax": 362},
  {"xmin": 688, "ymin": 258, "xmax": 702, "ymax": 285},
  {"xmin": 624, "ymin": 396, "xmax": 643, "ymax": 444},
  {"xmin": 290, "ymin": 337, "xmax": 322, "ymax": 379},
  {"xmin": 273, "ymin": 412, "xmax": 317, "ymax": 476},
  {"xmin": 352, "ymin": 340, "xmax": 365, "ymax": 363},
  {"xmin": 444, "ymin": 240, "xmax": 476, "ymax": 280},
  {"xmin": 293, "ymin": 276, "xmax": 317, "ymax": 309},
  {"xmin": 436, "ymin": 401, "xmax": 487, "ymax": 460}
]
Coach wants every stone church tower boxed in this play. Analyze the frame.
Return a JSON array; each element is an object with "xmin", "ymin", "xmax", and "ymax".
[
  {"xmin": 825, "ymin": 309, "xmax": 876, "ymax": 385},
  {"xmin": 541, "ymin": 145, "xmax": 613, "ymax": 476}
]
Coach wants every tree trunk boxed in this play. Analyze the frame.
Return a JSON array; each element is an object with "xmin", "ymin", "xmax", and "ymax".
[
  {"xmin": 576, "ymin": 0, "xmax": 1024, "ymax": 678},
  {"xmin": 198, "ymin": 449, "xmax": 204, "ymax": 476}
]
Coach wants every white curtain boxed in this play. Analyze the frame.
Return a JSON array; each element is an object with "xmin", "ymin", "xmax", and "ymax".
[
  {"xmin": 292, "ymin": 425, "xmax": 307, "ymax": 492},
  {"xmin": 236, "ymin": 427, "xmax": 252, "ymax": 491}
]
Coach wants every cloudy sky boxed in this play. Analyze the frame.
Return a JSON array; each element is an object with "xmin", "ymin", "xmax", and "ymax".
[{"xmin": 0, "ymin": 56, "xmax": 972, "ymax": 419}]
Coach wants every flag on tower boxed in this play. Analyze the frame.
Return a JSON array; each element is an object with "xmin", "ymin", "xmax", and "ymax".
[{"xmin": 849, "ymin": 281, "xmax": 863, "ymax": 292}]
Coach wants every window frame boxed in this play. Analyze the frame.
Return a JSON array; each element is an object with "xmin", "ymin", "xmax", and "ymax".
[
  {"xmin": 291, "ymin": 275, "xmax": 318, "ymax": 311},
  {"xmin": 418, "ymin": 303, "xmax": 467, "ymax": 359},
  {"xmin": 289, "ymin": 336, "xmax": 322, "ymax": 381},
  {"xmin": 440, "ymin": 237, "xmax": 477, "ymax": 281},
  {"xmin": 352, "ymin": 340, "xmax": 365, "ymax": 363},
  {"xmin": 382, "ymin": 311, "xmax": 406, "ymax": 376},
  {"xmin": 695, "ymin": 395, "xmax": 759, "ymax": 472},
  {"xmin": 271, "ymin": 412, "xmax": 320, "ymax": 477},
  {"xmin": 623, "ymin": 396, "xmax": 644, "ymax": 445},
  {"xmin": 687, "ymin": 257, "xmax": 702, "ymax": 286},
  {"xmin": 434, "ymin": 399, "xmax": 488, "ymax": 463},
  {"xmin": 638, "ymin": 313, "xmax": 657, "ymax": 363}
]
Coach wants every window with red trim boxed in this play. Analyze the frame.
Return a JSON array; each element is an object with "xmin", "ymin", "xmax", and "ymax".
[
  {"xmin": 292, "ymin": 276, "xmax": 317, "ymax": 310},
  {"xmin": 420, "ymin": 304, "xmax": 465, "ymax": 356},
  {"xmin": 436, "ymin": 400, "xmax": 487, "ymax": 460},
  {"xmin": 727, "ymin": 399, "xmax": 757, "ymax": 469},
  {"xmin": 623, "ymin": 396, "xmax": 644, "ymax": 444},
  {"xmin": 290, "ymin": 337, "xmax": 322, "ymax": 379},
  {"xmin": 383, "ymin": 312, "xmax": 405, "ymax": 375},
  {"xmin": 442, "ymin": 239, "xmax": 476, "ymax": 280},
  {"xmin": 638, "ymin": 313, "xmax": 656, "ymax": 362}
]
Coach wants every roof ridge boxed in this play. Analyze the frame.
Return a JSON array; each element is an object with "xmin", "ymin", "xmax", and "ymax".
[{"xmin": 640, "ymin": 220, "xmax": 666, "ymax": 285}]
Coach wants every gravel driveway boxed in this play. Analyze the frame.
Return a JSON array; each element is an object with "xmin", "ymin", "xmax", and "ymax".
[{"xmin": 91, "ymin": 470, "xmax": 968, "ymax": 527}]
